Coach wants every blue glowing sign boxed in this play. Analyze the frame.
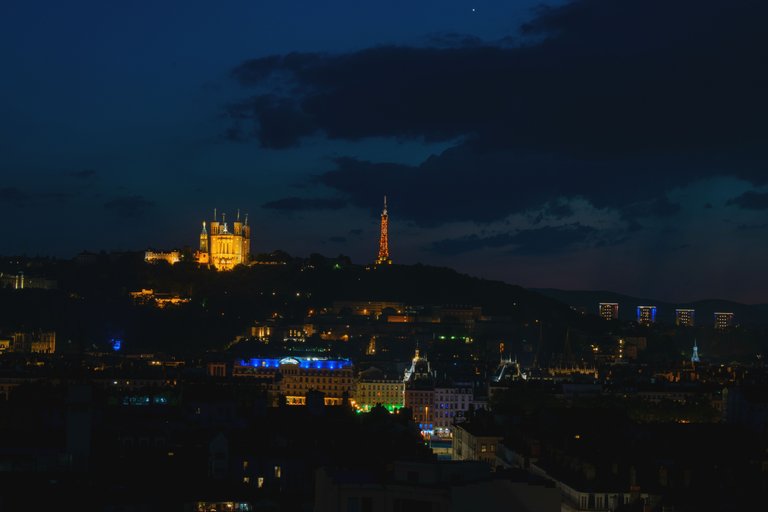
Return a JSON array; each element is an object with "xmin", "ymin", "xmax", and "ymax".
[
  {"xmin": 111, "ymin": 338, "xmax": 122, "ymax": 351},
  {"xmin": 240, "ymin": 357, "xmax": 352, "ymax": 370}
]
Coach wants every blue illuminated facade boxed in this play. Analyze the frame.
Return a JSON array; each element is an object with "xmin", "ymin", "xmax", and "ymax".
[
  {"xmin": 239, "ymin": 356, "xmax": 353, "ymax": 370},
  {"xmin": 636, "ymin": 306, "xmax": 657, "ymax": 325}
]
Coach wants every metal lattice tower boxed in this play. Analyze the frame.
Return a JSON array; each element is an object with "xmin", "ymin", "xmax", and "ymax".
[{"xmin": 376, "ymin": 196, "xmax": 392, "ymax": 265}]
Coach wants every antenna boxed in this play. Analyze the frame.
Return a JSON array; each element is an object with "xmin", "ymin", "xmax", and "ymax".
[
  {"xmin": 237, "ymin": 209, "xmax": 241, "ymax": 221},
  {"xmin": 214, "ymin": 208, "xmax": 217, "ymax": 222},
  {"xmin": 244, "ymin": 213, "xmax": 249, "ymax": 226}
]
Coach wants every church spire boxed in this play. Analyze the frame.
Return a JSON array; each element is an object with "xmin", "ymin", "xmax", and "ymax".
[{"xmin": 691, "ymin": 339, "xmax": 700, "ymax": 363}]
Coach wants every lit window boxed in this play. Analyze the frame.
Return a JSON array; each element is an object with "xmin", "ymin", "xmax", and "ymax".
[
  {"xmin": 274, "ymin": 465, "xmax": 281, "ymax": 478},
  {"xmin": 257, "ymin": 477, "xmax": 264, "ymax": 488},
  {"xmin": 243, "ymin": 477, "xmax": 250, "ymax": 484},
  {"xmin": 481, "ymin": 444, "xmax": 487, "ymax": 452}
]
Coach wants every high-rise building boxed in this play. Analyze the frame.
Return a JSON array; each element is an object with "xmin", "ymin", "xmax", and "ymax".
[
  {"xmin": 196, "ymin": 209, "xmax": 251, "ymax": 271},
  {"xmin": 376, "ymin": 196, "xmax": 392, "ymax": 265},
  {"xmin": 636, "ymin": 305, "xmax": 657, "ymax": 325},
  {"xmin": 714, "ymin": 312, "xmax": 735, "ymax": 331},
  {"xmin": 675, "ymin": 308, "xmax": 695, "ymax": 327},
  {"xmin": 599, "ymin": 302, "xmax": 619, "ymax": 321}
]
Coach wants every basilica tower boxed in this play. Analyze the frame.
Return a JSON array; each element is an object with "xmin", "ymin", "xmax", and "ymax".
[{"xmin": 196, "ymin": 209, "xmax": 251, "ymax": 270}]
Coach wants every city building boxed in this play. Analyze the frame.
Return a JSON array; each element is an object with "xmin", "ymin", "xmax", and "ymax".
[
  {"xmin": 436, "ymin": 305, "xmax": 483, "ymax": 326},
  {"xmin": 250, "ymin": 322, "xmax": 273, "ymax": 342},
  {"xmin": 196, "ymin": 209, "xmax": 251, "ymax": 271},
  {"xmin": 404, "ymin": 349, "xmax": 435, "ymax": 431},
  {"xmin": 675, "ymin": 308, "xmax": 695, "ymax": 327},
  {"xmin": 636, "ymin": 305, "xmax": 657, "ymax": 325},
  {"xmin": 144, "ymin": 250, "xmax": 181, "ymax": 265},
  {"xmin": 375, "ymin": 196, "xmax": 392, "ymax": 265},
  {"xmin": 332, "ymin": 300, "xmax": 405, "ymax": 318},
  {"xmin": 354, "ymin": 367, "xmax": 404, "ymax": 413},
  {"xmin": 452, "ymin": 422, "xmax": 503, "ymax": 467},
  {"xmin": 315, "ymin": 461, "xmax": 560, "ymax": 512},
  {"xmin": 0, "ymin": 271, "xmax": 56, "ymax": 289},
  {"xmin": 714, "ymin": 311, "xmax": 735, "ymax": 330},
  {"xmin": 598, "ymin": 303, "xmax": 619, "ymax": 321},
  {"xmin": 233, "ymin": 356, "xmax": 354, "ymax": 406},
  {"xmin": 0, "ymin": 331, "xmax": 56, "ymax": 354},
  {"xmin": 129, "ymin": 289, "xmax": 190, "ymax": 308},
  {"xmin": 433, "ymin": 384, "xmax": 474, "ymax": 436}
]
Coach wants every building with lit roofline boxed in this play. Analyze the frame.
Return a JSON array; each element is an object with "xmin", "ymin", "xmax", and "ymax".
[
  {"xmin": 354, "ymin": 367, "xmax": 404, "ymax": 413},
  {"xmin": 714, "ymin": 312, "xmax": 735, "ymax": 331},
  {"xmin": 675, "ymin": 308, "xmax": 695, "ymax": 327},
  {"xmin": 404, "ymin": 348, "xmax": 435, "ymax": 432},
  {"xmin": 599, "ymin": 302, "xmax": 619, "ymax": 321},
  {"xmin": 636, "ymin": 305, "xmax": 657, "ymax": 325},
  {"xmin": 0, "ymin": 331, "xmax": 56, "ymax": 354},
  {"xmin": 233, "ymin": 356, "xmax": 354, "ymax": 406},
  {"xmin": 196, "ymin": 209, "xmax": 251, "ymax": 271},
  {"xmin": 144, "ymin": 250, "xmax": 181, "ymax": 265}
]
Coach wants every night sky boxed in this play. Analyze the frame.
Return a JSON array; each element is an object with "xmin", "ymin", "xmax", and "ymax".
[{"xmin": 3, "ymin": 0, "xmax": 768, "ymax": 303}]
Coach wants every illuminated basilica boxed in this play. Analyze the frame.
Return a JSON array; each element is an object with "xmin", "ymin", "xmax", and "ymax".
[{"xmin": 196, "ymin": 209, "xmax": 251, "ymax": 271}]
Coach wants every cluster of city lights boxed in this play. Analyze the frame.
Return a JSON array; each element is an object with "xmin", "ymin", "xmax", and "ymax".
[{"xmin": 241, "ymin": 356, "xmax": 353, "ymax": 370}]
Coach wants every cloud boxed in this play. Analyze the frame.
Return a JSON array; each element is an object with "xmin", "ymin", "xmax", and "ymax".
[
  {"xmin": 70, "ymin": 169, "xmax": 97, "ymax": 179},
  {"xmin": 736, "ymin": 223, "xmax": 768, "ymax": 231},
  {"xmin": 430, "ymin": 223, "xmax": 618, "ymax": 256},
  {"xmin": 727, "ymin": 191, "xmax": 768, "ymax": 210},
  {"xmin": 424, "ymin": 32, "xmax": 485, "ymax": 48},
  {"xmin": 40, "ymin": 191, "xmax": 76, "ymax": 204},
  {"xmin": 225, "ymin": 95, "xmax": 316, "ymax": 149},
  {"xmin": 103, "ymin": 195, "xmax": 154, "ymax": 218},
  {"xmin": 262, "ymin": 196, "xmax": 347, "ymax": 211},
  {"xmin": 230, "ymin": 0, "xmax": 768, "ymax": 228},
  {"xmin": 0, "ymin": 187, "xmax": 29, "ymax": 205},
  {"xmin": 622, "ymin": 196, "xmax": 681, "ymax": 218}
]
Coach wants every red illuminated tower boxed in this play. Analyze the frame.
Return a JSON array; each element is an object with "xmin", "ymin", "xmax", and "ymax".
[{"xmin": 376, "ymin": 196, "xmax": 392, "ymax": 265}]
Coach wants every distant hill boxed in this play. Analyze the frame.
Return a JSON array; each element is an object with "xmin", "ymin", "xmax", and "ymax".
[
  {"xmin": 534, "ymin": 288, "xmax": 768, "ymax": 326},
  {"xmin": 0, "ymin": 253, "xmax": 598, "ymax": 352}
]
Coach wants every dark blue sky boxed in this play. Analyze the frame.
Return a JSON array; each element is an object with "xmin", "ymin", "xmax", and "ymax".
[{"xmin": 2, "ymin": 0, "xmax": 768, "ymax": 303}]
